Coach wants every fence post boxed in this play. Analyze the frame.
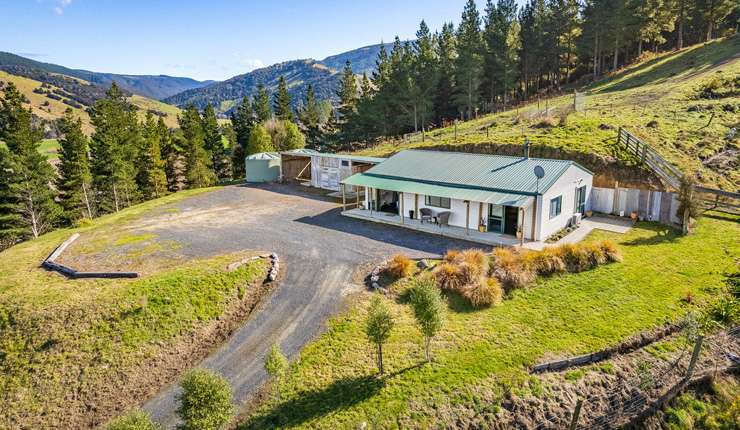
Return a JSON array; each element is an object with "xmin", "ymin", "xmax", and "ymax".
[
  {"xmin": 569, "ymin": 399, "xmax": 584, "ymax": 430},
  {"xmin": 686, "ymin": 335, "xmax": 704, "ymax": 379}
]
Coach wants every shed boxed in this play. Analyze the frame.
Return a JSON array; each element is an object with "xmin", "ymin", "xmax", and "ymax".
[
  {"xmin": 279, "ymin": 150, "xmax": 385, "ymax": 192},
  {"xmin": 245, "ymin": 152, "xmax": 281, "ymax": 183}
]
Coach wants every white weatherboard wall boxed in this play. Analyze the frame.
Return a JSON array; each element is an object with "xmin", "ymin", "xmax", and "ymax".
[
  {"xmin": 310, "ymin": 155, "xmax": 356, "ymax": 192},
  {"xmin": 589, "ymin": 187, "xmax": 682, "ymax": 226},
  {"xmin": 537, "ymin": 164, "xmax": 593, "ymax": 241},
  {"xmin": 400, "ymin": 193, "xmax": 482, "ymax": 230}
]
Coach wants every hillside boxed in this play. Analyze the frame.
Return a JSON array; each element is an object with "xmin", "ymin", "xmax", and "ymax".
[
  {"xmin": 0, "ymin": 51, "xmax": 211, "ymax": 100},
  {"xmin": 0, "ymin": 69, "xmax": 182, "ymax": 135},
  {"xmin": 356, "ymin": 37, "xmax": 740, "ymax": 191},
  {"xmin": 164, "ymin": 59, "xmax": 342, "ymax": 113},
  {"xmin": 319, "ymin": 42, "xmax": 390, "ymax": 76}
]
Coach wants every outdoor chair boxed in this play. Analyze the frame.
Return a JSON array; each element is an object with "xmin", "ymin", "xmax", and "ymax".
[
  {"xmin": 420, "ymin": 208, "xmax": 434, "ymax": 224},
  {"xmin": 437, "ymin": 211, "xmax": 451, "ymax": 228}
]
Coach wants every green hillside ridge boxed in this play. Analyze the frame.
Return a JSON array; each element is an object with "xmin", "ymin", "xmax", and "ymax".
[
  {"xmin": 356, "ymin": 37, "xmax": 739, "ymax": 191},
  {"xmin": 0, "ymin": 70, "xmax": 183, "ymax": 134}
]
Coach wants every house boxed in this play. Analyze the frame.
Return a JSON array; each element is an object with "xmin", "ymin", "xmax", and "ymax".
[
  {"xmin": 279, "ymin": 149, "xmax": 385, "ymax": 192},
  {"xmin": 340, "ymin": 150, "xmax": 593, "ymax": 244}
]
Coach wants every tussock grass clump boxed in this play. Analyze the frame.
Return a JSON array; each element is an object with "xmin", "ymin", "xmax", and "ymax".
[
  {"xmin": 385, "ymin": 254, "xmax": 415, "ymax": 278},
  {"xmin": 533, "ymin": 115, "xmax": 558, "ymax": 128},
  {"xmin": 558, "ymin": 243, "xmax": 595, "ymax": 273},
  {"xmin": 598, "ymin": 240, "xmax": 623, "ymax": 262},
  {"xmin": 463, "ymin": 277, "xmax": 503, "ymax": 308},
  {"xmin": 522, "ymin": 248, "xmax": 566, "ymax": 276},
  {"xmin": 433, "ymin": 262, "xmax": 464, "ymax": 292},
  {"xmin": 489, "ymin": 248, "xmax": 536, "ymax": 289}
]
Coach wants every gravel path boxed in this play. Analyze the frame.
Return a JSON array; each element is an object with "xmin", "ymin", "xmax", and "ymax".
[{"xmin": 141, "ymin": 184, "xmax": 485, "ymax": 427}]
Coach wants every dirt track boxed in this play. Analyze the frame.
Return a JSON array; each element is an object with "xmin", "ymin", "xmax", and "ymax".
[{"xmin": 140, "ymin": 184, "xmax": 485, "ymax": 428}]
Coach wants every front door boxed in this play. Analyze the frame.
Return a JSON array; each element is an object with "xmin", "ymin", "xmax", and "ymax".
[
  {"xmin": 574, "ymin": 185, "xmax": 587, "ymax": 214},
  {"xmin": 488, "ymin": 204, "xmax": 503, "ymax": 233},
  {"xmin": 504, "ymin": 206, "xmax": 518, "ymax": 236}
]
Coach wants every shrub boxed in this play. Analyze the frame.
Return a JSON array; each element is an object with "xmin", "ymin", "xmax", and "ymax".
[
  {"xmin": 490, "ymin": 247, "xmax": 535, "ymax": 289},
  {"xmin": 106, "ymin": 410, "xmax": 159, "ymax": 430},
  {"xmin": 598, "ymin": 240, "xmax": 623, "ymax": 262},
  {"xmin": 558, "ymin": 243, "xmax": 594, "ymax": 273},
  {"xmin": 385, "ymin": 254, "xmax": 415, "ymax": 278},
  {"xmin": 463, "ymin": 277, "xmax": 503, "ymax": 308},
  {"xmin": 443, "ymin": 249, "xmax": 462, "ymax": 263},
  {"xmin": 533, "ymin": 115, "xmax": 558, "ymax": 128},
  {"xmin": 584, "ymin": 243, "xmax": 608, "ymax": 266},
  {"xmin": 709, "ymin": 296, "xmax": 739, "ymax": 324},
  {"xmin": 177, "ymin": 368, "xmax": 234, "ymax": 430},
  {"xmin": 433, "ymin": 262, "xmax": 464, "ymax": 292},
  {"xmin": 409, "ymin": 278, "xmax": 444, "ymax": 362},
  {"xmin": 523, "ymin": 248, "xmax": 566, "ymax": 276}
]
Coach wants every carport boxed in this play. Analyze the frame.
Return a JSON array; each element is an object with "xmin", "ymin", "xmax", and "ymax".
[{"xmin": 279, "ymin": 150, "xmax": 385, "ymax": 192}]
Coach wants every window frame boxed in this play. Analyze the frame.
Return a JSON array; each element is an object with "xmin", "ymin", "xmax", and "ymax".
[
  {"xmin": 549, "ymin": 196, "xmax": 562, "ymax": 219},
  {"xmin": 425, "ymin": 195, "xmax": 451, "ymax": 209}
]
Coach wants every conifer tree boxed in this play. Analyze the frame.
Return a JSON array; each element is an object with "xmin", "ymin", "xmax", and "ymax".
[
  {"xmin": 179, "ymin": 105, "xmax": 215, "ymax": 189},
  {"xmin": 254, "ymin": 84, "xmax": 272, "ymax": 122},
  {"xmin": 230, "ymin": 96, "xmax": 254, "ymax": 178},
  {"xmin": 273, "ymin": 76, "xmax": 293, "ymax": 121},
  {"xmin": 483, "ymin": 0, "xmax": 520, "ymax": 108},
  {"xmin": 57, "ymin": 108, "xmax": 93, "ymax": 221},
  {"xmin": 298, "ymin": 84, "xmax": 322, "ymax": 147},
  {"xmin": 202, "ymin": 104, "xmax": 230, "ymax": 180},
  {"xmin": 435, "ymin": 23, "xmax": 458, "ymax": 123},
  {"xmin": 137, "ymin": 113, "xmax": 168, "ymax": 199},
  {"xmin": 222, "ymin": 123, "xmax": 244, "ymax": 179},
  {"xmin": 410, "ymin": 20, "xmax": 439, "ymax": 132},
  {"xmin": 455, "ymin": 0, "xmax": 484, "ymax": 119},
  {"xmin": 157, "ymin": 117, "xmax": 182, "ymax": 192},
  {"xmin": 89, "ymin": 82, "xmax": 141, "ymax": 212},
  {"xmin": 336, "ymin": 60, "xmax": 358, "ymax": 127},
  {"xmin": 0, "ymin": 82, "xmax": 61, "ymax": 239}
]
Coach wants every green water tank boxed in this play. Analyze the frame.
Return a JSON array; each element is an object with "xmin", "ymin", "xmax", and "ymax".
[{"xmin": 245, "ymin": 152, "xmax": 281, "ymax": 183}]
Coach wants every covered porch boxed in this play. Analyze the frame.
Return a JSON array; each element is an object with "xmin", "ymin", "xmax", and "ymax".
[{"xmin": 341, "ymin": 208, "xmax": 532, "ymax": 247}]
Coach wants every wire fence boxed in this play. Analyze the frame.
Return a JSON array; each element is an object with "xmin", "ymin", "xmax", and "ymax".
[{"xmin": 524, "ymin": 323, "xmax": 740, "ymax": 430}]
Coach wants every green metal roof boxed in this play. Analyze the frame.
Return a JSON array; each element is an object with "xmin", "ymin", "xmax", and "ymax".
[
  {"xmin": 245, "ymin": 152, "xmax": 280, "ymax": 160},
  {"xmin": 343, "ymin": 173, "xmax": 532, "ymax": 207},
  {"xmin": 347, "ymin": 150, "xmax": 589, "ymax": 196},
  {"xmin": 282, "ymin": 148, "xmax": 320, "ymax": 155}
]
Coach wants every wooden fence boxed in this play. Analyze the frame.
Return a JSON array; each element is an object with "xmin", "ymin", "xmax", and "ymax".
[{"xmin": 616, "ymin": 127, "xmax": 740, "ymax": 214}]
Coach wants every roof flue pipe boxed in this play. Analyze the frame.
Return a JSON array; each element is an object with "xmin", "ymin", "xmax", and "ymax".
[{"xmin": 524, "ymin": 138, "xmax": 530, "ymax": 158}]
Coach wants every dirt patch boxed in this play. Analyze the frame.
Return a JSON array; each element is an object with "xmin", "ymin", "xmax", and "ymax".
[{"xmin": 36, "ymin": 261, "xmax": 275, "ymax": 429}]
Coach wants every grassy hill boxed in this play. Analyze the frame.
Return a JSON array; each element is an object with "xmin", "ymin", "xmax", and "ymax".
[
  {"xmin": 357, "ymin": 37, "xmax": 739, "ymax": 191},
  {"xmin": 0, "ymin": 69, "xmax": 182, "ymax": 135}
]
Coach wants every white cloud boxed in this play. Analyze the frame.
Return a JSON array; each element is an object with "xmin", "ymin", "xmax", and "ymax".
[{"xmin": 54, "ymin": 0, "xmax": 72, "ymax": 15}]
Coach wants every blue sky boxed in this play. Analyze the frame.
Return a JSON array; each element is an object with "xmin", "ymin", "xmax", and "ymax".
[{"xmin": 0, "ymin": 0, "xmax": 513, "ymax": 81}]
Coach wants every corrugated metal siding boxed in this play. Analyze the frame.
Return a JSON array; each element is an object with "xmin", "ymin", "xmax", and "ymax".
[{"xmin": 361, "ymin": 150, "xmax": 580, "ymax": 195}]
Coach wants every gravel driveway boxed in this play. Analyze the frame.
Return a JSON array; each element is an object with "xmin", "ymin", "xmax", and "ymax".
[{"xmin": 141, "ymin": 184, "xmax": 485, "ymax": 427}]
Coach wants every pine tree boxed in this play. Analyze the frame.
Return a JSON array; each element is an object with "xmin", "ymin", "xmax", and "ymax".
[
  {"xmin": 483, "ymin": 0, "xmax": 521, "ymax": 109},
  {"xmin": 179, "ymin": 105, "xmax": 215, "ymax": 189},
  {"xmin": 695, "ymin": 0, "xmax": 735, "ymax": 40},
  {"xmin": 223, "ymin": 123, "xmax": 244, "ymax": 179},
  {"xmin": 56, "ymin": 108, "xmax": 93, "ymax": 221},
  {"xmin": 230, "ymin": 96, "xmax": 254, "ymax": 178},
  {"xmin": 298, "ymin": 84, "xmax": 322, "ymax": 147},
  {"xmin": 336, "ymin": 60, "xmax": 358, "ymax": 128},
  {"xmin": 0, "ymin": 82, "xmax": 61, "ymax": 240},
  {"xmin": 273, "ymin": 76, "xmax": 293, "ymax": 121},
  {"xmin": 202, "ymin": 104, "xmax": 230, "ymax": 180},
  {"xmin": 157, "ymin": 117, "xmax": 182, "ymax": 192},
  {"xmin": 455, "ymin": 0, "xmax": 484, "ymax": 119},
  {"xmin": 136, "ymin": 113, "xmax": 168, "ymax": 199},
  {"xmin": 410, "ymin": 20, "xmax": 439, "ymax": 132},
  {"xmin": 435, "ymin": 23, "xmax": 458, "ymax": 123},
  {"xmin": 254, "ymin": 84, "xmax": 272, "ymax": 122},
  {"xmin": 89, "ymin": 82, "xmax": 141, "ymax": 213}
]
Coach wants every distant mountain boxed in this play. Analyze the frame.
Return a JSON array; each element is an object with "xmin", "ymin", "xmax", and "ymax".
[
  {"xmin": 164, "ymin": 59, "xmax": 342, "ymax": 114},
  {"xmin": 319, "ymin": 42, "xmax": 391, "ymax": 76},
  {"xmin": 0, "ymin": 52, "xmax": 212, "ymax": 100},
  {"xmin": 164, "ymin": 43, "xmax": 391, "ymax": 114}
]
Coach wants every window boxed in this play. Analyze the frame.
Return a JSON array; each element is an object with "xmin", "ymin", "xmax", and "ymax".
[
  {"xmin": 549, "ymin": 196, "xmax": 562, "ymax": 219},
  {"xmin": 425, "ymin": 195, "xmax": 451, "ymax": 209},
  {"xmin": 341, "ymin": 160, "xmax": 350, "ymax": 167},
  {"xmin": 574, "ymin": 186, "xmax": 587, "ymax": 214}
]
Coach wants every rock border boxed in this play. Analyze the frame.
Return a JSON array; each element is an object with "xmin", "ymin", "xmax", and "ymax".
[
  {"xmin": 228, "ymin": 252, "xmax": 279, "ymax": 283},
  {"xmin": 41, "ymin": 233, "xmax": 139, "ymax": 279}
]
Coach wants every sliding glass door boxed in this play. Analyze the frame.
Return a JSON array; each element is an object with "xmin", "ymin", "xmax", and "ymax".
[{"xmin": 488, "ymin": 204, "xmax": 503, "ymax": 233}]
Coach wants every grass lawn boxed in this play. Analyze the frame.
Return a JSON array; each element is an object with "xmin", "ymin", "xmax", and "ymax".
[
  {"xmin": 39, "ymin": 138, "xmax": 60, "ymax": 161},
  {"xmin": 0, "ymin": 187, "xmax": 269, "ymax": 428},
  {"xmin": 356, "ymin": 37, "xmax": 739, "ymax": 190},
  {"xmin": 240, "ymin": 212, "xmax": 739, "ymax": 429}
]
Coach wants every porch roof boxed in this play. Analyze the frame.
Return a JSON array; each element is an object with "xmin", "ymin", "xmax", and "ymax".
[{"xmin": 342, "ymin": 173, "xmax": 532, "ymax": 207}]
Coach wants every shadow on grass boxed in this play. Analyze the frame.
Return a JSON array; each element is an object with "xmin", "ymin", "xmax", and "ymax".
[
  {"xmin": 592, "ymin": 37, "xmax": 738, "ymax": 94},
  {"xmin": 621, "ymin": 222, "xmax": 680, "ymax": 246},
  {"xmin": 238, "ymin": 374, "xmax": 386, "ymax": 429}
]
